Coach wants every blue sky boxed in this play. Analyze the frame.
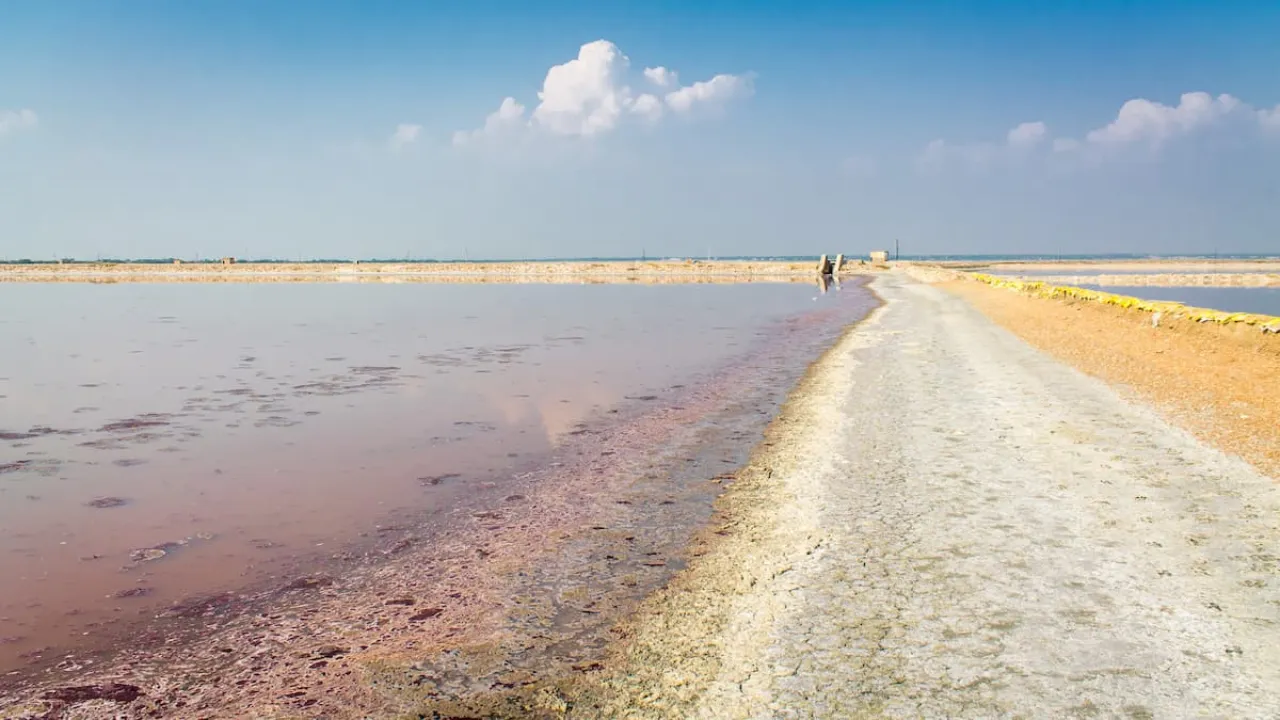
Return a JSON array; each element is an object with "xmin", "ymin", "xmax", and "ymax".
[{"xmin": 1, "ymin": 0, "xmax": 1278, "ymax": 259}]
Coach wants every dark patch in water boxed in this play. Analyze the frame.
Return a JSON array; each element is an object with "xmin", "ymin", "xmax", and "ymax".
[
  {"xmin": 0, "ymin": 459, "xmax": 60, "ymax": 476},
  {"xmin": 100, "ymin": 415, "xmax": 171, "ymax": 433},
  {"xmin": 87, "ymin": 496, "xmax": 129, "ymax": 509},
  {"xmin": 79, "ymin": 438, "xmax": 127, "ymax": 450},
  {"xmin": 419, "ymin": 474, "xmax": 462, "ymax": 487},
  {"xmin": 1, "ymin": 426, "xmax": 78, "ymax": 441}
]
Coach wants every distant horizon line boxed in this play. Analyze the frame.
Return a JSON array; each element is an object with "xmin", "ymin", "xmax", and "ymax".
[{"xmin": 2, "ymin": 253, "xmax": 1279, "ymax": 264}]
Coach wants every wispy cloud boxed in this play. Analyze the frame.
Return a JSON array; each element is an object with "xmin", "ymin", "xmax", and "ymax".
[
  {"xmin": 664, "ymin": 74, "xmax": 749, "ymax": 114},
  {"xmin": 388, "ymin": 123, "xmax": 422, "ymax": 150},
  {"xmin": 453, "ymin": 97, "xmax": 526, "ymax": 146},
  {"xmin": 454, "ymin": 40, "xmax": 752, "ymax": 144},
  {"xmin": 917, "ymin": 120, "xmax": 1048, "ymax": 173},
  {"xmin": 921, "ymin": 91, "xmax": 1279, "ymax": 172},
  {"xmin": 0, "ymin": 108, "xmax": 38, "ymax": 137},
  {"xmin": 1259, "ymin": 104, "xmax": 1280, "ymax": 132},
  {"xmin": 1006, "ymin": 121, "xmax": 1047, "ymax": 148}
]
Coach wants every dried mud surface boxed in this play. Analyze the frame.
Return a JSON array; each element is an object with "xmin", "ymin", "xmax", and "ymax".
[
  {"xmin": 435, "ymin": 273, "xmax": 1280, "ymax": 718},
  {"xmin": 947, "ymin": 279, "xmax": 1280, "ymax": 478}
]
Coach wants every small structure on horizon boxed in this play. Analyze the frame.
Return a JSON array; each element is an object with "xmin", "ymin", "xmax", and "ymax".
[
  {"xmin": 221, "ymin": 257, "xmax": 236, "ymax": 265},
  {"xmin": 869, "ymin": 250, "xmax": 889, "ymax": 264},
  {"xmin": 816, "ymin": 254, "xmax": 833, "ymax": 275}
]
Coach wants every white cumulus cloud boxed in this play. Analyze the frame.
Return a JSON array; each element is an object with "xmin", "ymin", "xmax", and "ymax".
[
  {"xmin": 389, "ymin": 123, "xmax": 422, "ymax": 150},
  {"xmin": 632, "ymin": 93, "xmax": 664, "ymax": 121},
  {"xmin": 530, "ymin": 39, "xmax": 632, "ymax": 137},
  {"xmin": 643, "ymin": 66, "xmax": 678, "ymax": 88},
  {"xmin": 454, "ymin": 40, "xmax": 750, "ymax": 143},
  {"xmin": 664, "ymin": 74, "xmax": 751, "ymax": 114},
  {"xmin": 1084, "ymin": 92, "xmax": 1241, "ymax": 145},
  {"xmin": 0, "ymin": 108, "xmax": 38, "ymax": 137},
  {"xmin": 922, "ymin": 91, "xmax": 1280, "ymax": 170}
]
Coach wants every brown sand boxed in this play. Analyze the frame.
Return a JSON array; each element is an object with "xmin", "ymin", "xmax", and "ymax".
[{"xmin": 945, "ymin": 280, "xmax": 1280, "ymax": 479}]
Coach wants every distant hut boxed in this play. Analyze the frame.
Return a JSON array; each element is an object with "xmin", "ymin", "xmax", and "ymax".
[
  {"xmin": 869, "ymin": 250, "xmax": 889, "ymax": 264},
  {"xmin": 221, "ymin": 257, "xmax": 236, "ymax": 265},
  {"xmin": 173, "ymin": 258, "xmax": 183, "ymax": 265}
]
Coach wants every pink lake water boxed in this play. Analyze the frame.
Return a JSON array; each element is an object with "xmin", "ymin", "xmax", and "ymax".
[{"xmin": 0, "ymin": 279, "xmax": 868, "ymax": 674}]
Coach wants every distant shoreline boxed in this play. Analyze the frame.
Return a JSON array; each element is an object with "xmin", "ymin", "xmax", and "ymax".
[
  {"xmin": 5, "ymin": 258, "xmax": 1280, "ymax": 285},
  {"xmin": 921, "ymin": 258, "xmax": 1280, "ymax": 273},
  {"xmin": 0, "ymin": 259, "xmax": 860, "ymax": 283}
]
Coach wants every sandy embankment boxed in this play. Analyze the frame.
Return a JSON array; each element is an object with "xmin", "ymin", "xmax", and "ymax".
[
  {"xmin": 923, "ymin": 259, "xmax": 1280, "ymax": 273},
  {"xmin": 0, "ymin": 260, "xmax": 877, "ymax": 284},
  {"xmin": 946, "ymin": 279, "xmax": 1280, "ymax": 477},
  {"xmin": 906, "ymin": 263, "xmax": 1279, "ymax": 473},
  {"xmin": 981, "ymin": 273, "xmax": 1280, "ymax": 288}
]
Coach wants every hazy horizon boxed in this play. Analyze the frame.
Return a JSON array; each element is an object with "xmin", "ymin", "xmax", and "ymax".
[
  {"xmin": 4, "ymin": 252, "xmax": 1280, "ymax": 264},
  {"xmin": 3, "ymin": 2, "xmax": 1278, "ymax": 260}
]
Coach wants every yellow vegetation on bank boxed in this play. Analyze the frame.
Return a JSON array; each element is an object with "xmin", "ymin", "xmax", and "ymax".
[{"xmin": 970, "ymin": 274, "xmax": 1280, "ymax": 334}]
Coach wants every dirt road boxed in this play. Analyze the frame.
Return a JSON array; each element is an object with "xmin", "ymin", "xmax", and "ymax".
[{"xmin": 615, "ymin": 274, "xmax": 1280, "ymax": 719}]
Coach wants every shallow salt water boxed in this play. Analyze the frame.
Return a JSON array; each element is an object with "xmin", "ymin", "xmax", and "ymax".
[
  {"xmin": 0, "ymin": 279, "xmax": 861, "ymax": 671},
  {"xmin": 1076, "ymin": 284, "xmax": 1280, "ymax": 316}
]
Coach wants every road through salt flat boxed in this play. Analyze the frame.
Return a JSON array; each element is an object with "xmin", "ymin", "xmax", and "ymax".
[{"xmin": 690, "ymin": 275, "xmax": 1280, "ymax": 719}]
